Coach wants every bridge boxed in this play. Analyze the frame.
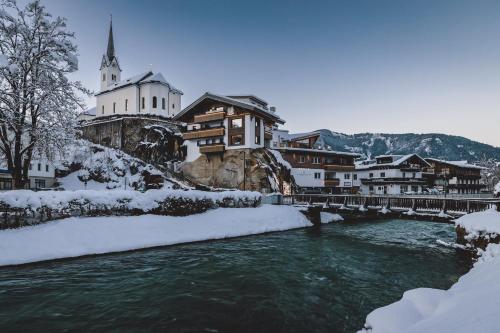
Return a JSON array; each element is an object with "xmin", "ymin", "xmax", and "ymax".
[{"xmin": 272, "ymin": 194, "xmax": 500, "ymax": 219}]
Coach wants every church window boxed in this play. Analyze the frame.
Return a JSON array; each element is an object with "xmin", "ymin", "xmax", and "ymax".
[
  {"xmin": 111, "ymin": 74, "xmax": 116, "ymax": 81},
  {"xmin": 162, "ymin": 98, "xmax": 166, "ymax": 110},
  {"xmin": 102, "ymin": 73, "xmax": 106, "ymax": 81},
  {"xmin": 152, "ymin": 96, "xmax": 157, "ymax": 109},
  {"xmin": 142, "ymin": 97, "xmax": 145, "ymax": 109},
  {"xmin": 113, "ymin": 102, "xmax": 116, "ymax": 113},
  {"xmin": 172, "ymin": 103, "xmax": 175, "ymax": 109},
  {"xmin": 125, "ymin": 99, "xmax": 128, "ymax": 111},
  {"xmin": 102, "ymin": 105, "xmax": 104, "ymax": 114}
]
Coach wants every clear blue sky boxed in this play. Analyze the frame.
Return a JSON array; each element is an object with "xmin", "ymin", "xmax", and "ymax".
[{"xmin": 39, "ymin": 0, "xmax": 500, "ymax": 146}]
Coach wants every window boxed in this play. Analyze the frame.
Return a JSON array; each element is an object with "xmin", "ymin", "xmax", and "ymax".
[
  {"xmin": 113, "ymin": 102, "xmax": 116, "ymax": 113},
  {"xmin": 369, "ymin": 173, "xmax": 373, "ymax": 178},
  {"xmin": 312, "ymin": 156, "xmax": 321, "ymax": 164},
  {"xmin": 369, "ymin": 185, "xmax": 374, "ymax": 191},
  {"xmin": 34, "ymin": 179, "xmax": 46, "ymax": 189},
  {"xmin": 299, "ymin": 156, "xmax": 305, "ymax": 163},
  {"xmin": 344, "ymin": 174, "xmax": 350, "ymax": 180},
  {"xmin": 102, "ymin": 73, "xmax": 106, "ymax": 81},
  {"xmin": 0, "ymin": 179, "xmax": 12, "ymax": 190},
  {"xmin": 162, "ymin": 98, "xmax": 166, "ymax": 110},
  {"xmin": 230, "ymin": 134, "xmax": 243, "ymax": 146},
  {"xmin": 172, "ymin": 103, "xmax": 175, "ymax": 109},
  {"xmin": 125, "ymin": 99, "xmax": 128, "ymax": 111},
  {"xmin": 142, "ymin": 97, "xmax": 145, "ymax": 109},
  {"xmin": 37, "ymin": 163, "xmax": 41, "ymax": 171},
  {"xmin": 402, "ymin": 172, "xmax": 406, "ymax": 178},
  {"xmin": 152, "ymin": 96, "xmax": 157, "ymax": 108},
  {"xmin": 314, "ymin": 172, "xmax": 321, "ymax": 179},
  {"xmin": 353, "ymin": 174, "xmax": 357, "ymax": 180},
  {"xmin": 102, "ymin": 105, "xmax": 104, "ymax": 114},
  {"xmin": 400, "ymin": 185, "xmax": 408, "ymax": 193},
  {"xmin": 45, "ymin": 164, "xmax": 49, "ymax": 172},
  {"xmin": 230, "ymin": 118, "xmax": 243, "ymax": 128},
  {"xmin": 380, "ymin": 172, "xmax": 385, "ymax": 178},
  {"xmin": 255, "ymin": 118, "xmax": 261, "ymax": 145},
  {"xmin": 111, "ymin": 74, "xmax": 116, "ymax": 81},
  {"xmin": 29, "ymin": 163, "xmax": 32, "ymax": 171},
  {"xmin": 412, "ymin": 172, "xmax": 416, "ymax": 178}
]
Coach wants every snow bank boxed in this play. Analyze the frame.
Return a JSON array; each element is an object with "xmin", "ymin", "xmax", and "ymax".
[
  {"xmin": 358, "ymin": 210, "xmax": 500, "ymax": 333},
  {"xmin": 0, "ymin": 205, "xmax": 311, "ymax": 266},
  {"xmin": 320, "ymin": 212, "xmax": 343, "ymax": 223},
  {"xmin": 455, "ymin": 208, "xmax": 500, "ymax": 239},
  {"xmin": 268, "ymin": 149, "xmax": 292, "ymax": 170}
]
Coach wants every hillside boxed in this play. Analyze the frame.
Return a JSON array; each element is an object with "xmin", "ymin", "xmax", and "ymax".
[{"xmin": 308, "ymin": 129, "xmax": 500, "ymax": 162}]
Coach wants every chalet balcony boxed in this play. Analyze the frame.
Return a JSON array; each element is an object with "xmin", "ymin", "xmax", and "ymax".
[
  {"xmin": 324, "ymin": 179, "xmax": 340, "ymax": 187},
  {"xmin": 193, "ymin": 111, "xmax": 225, "ymax": 123},
  {"xmin": 264, "ymin": 130, "xmax": 273, "ymax": 140},
  {"xmin": 323, "ymin": 164, "xmax": 355, "ymax": 171},
  {"xmin": 199, "ymin": 144, "xmax": 225, "ymax": 154},
  {"xmin": 183, "ymin": 127, "xmax": 225, "ymax": 140}
]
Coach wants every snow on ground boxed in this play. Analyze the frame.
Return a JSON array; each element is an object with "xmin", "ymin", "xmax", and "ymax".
[
  {"xmin": 455, "ymin": 208, "xmax": 500, "ymax": 239},
  {"xmin": 268, "ymin": 149, "xmax": 292, "ymax": 170},
  {"xmin": 320, "ymin": 212, "xmax": 343, "ymax": 223},
  {"xmin": 359, "ymin": 209, "xmax": 500, "ymax": 333},
  {"xmin": 0, "ymin": 205, "xmax": 311, "ymax": 266}
]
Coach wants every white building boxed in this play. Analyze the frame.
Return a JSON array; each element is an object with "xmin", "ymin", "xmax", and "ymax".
[
  {"xmin": 0, "ymin": 159, "xmax": 56, "ymax": 190},
  {"xmin": 174, "ymin": 93, "xmax": 285, "ymax": 162},
  {"xmin": 355, "ymin": 154, "xmax": 430, "ymax": 195},
  {"xmin": 93, "ymin": 20, "xmax": 182, "ymax": 118}
]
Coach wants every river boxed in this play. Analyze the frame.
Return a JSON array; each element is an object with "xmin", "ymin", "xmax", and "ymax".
[{"xmin": 0, "ymin": 218, "xmax": 469, "ymax": 333}]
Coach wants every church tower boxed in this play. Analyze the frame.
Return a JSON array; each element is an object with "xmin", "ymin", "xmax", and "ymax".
[{"xmin": 100, "ymin": 18, "xmax": 121, "ymax": 90}]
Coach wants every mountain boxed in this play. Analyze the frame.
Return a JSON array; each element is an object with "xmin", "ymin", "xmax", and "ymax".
[{"xmin": 309, "ymin": 129, "xmax": 500, "ymax": 162}]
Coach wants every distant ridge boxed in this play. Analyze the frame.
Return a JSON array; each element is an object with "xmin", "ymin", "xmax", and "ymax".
[{"xmin": 306, "ymin": 129, "xmax": 500, "ymax": 162}]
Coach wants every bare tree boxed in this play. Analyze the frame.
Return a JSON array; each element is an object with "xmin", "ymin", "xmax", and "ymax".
[{"xmin": 0, "ymin": 0, "xmax": 89, "ymax": 188}]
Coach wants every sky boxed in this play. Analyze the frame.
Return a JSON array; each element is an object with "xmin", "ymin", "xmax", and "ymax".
[{"xmin": 35, "ymin": 0, "xmax": 500, "ymax": 146}]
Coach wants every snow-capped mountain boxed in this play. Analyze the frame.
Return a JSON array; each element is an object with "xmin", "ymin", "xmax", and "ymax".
[{"xmin": 309, "ymin": 129, "xmax": 500, "ymax": 162}]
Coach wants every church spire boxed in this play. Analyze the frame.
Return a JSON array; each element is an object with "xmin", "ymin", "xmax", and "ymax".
[{"xmin": 107, "ymin": 16, "xmax": 115, "ymax": 61}]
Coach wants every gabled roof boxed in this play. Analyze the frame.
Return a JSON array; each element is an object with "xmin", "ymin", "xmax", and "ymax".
[
  {"xmin": 276, "ymin": 147, "xmax": 360, "ymax": 157},
  {"xmin": 174, "ymin": 92, "xmax": 285, "ymax": 124},
  {"xmin": 425, "ymin": 158, "xmax": 486, "ymax": 170},
  {"xmin": 80, "ymin": 107, "xmax": 96, "ymax": 116},
  {"xmin": 356, "ymin": 154, "xmax": 430, "ymax": 170},
  {"xmin": 95, "ymin": 71, "xmax": 183, "ymax": 96}
]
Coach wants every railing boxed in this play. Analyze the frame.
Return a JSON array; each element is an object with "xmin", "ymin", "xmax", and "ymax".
[
  {"xmin": 193, "ymin": 112, "xmax": 225, "ymax": 123},
  {"xmin": 279, "ymin": 194, "xmax": 500, "ymax": 214},
  {"xmin": 199, "ymin": 144, "xmax": 225, "ymax": 154},
  {"xmin": 183, "ymin": 127, "xmax": 225, "ymax": 140},
  {"xmin": 323, "ymin": 164, "xmax": 355, "ymax": 171}
]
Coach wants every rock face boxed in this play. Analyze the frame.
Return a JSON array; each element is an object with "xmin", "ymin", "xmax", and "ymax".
[
  {"xmin": 80, "ymin": 115, "xmax": 185, "ymax": 168},
  {"xmin": 180, "ymin": 148, "xmax": 292, "ymax": 192}
]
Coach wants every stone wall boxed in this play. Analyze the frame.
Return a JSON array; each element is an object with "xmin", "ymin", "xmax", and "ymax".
[
  {"xmin": 180, "ymin": 148, "xmax": 292, "ymax": 193},
  {"xmin": 80, "ymin": 115, "xmax": 185, "ymax": 168}
]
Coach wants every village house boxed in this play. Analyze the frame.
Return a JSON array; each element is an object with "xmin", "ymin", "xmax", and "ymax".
[
  {"xmin": 0, "ymin": 159, "xmax": 56, "ymax": 191},
  {"xmin": 355, "ymin": 154, "xmax": 430, "ymax": 195},
  {"xmin": 273, "ymin": 131, "xmax": 360, "ymax": 194},
  {"xmin": 423, "ymin": 158, "xmax": 486, "ymax": 195}
]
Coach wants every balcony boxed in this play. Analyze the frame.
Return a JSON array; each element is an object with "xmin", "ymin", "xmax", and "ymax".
[
  {"xmin": 183, "ymin": 127, "xmax": 225, "ymax": 140},
  {"xmin": 200, "ymin": 144, "xmax": 225, "ymax": 154},
  {"xmin": 323, "ymin": 164, "xmax": 355, "ymax": 171},
  {"xmin": 193, "ymin": 111, "xmax": 225, "ymax": 123},
  {"xmin": 324, "ymin": 179, "xmax": 340, "ymax": 187},
  {"xmin": 264, "ymin": 131, "xmax": 273, "ymax": 140}
]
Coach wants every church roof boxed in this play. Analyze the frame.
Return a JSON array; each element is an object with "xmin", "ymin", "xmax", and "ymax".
[
  {"xmin": 95, "ymin": 71, "xmax": 183, "ymax": 96},
  {"xmin": 107, "ymin": 19, "xmax": 115, "ymax": 62}
]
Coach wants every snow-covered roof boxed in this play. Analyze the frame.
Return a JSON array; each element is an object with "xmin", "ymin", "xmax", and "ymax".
[
  {"xmin": 356, "ymin": 154, "xmax": 430, "ymax": 170},
  {"xmin": 226, "ymin": 95, "xmax": 269, "ymax": 106},
  {"xmin": 175, "ymin": 92, "xmax": 285, "ymax": 124},
  {"xmin": 425, "ymin": 158, "xmax": 486, "ymax": 170},
  {"xmin": 80, "ymin": 107, "xmax": 96, "ymax": 116},
  {"xmin": 95, "ymin": 71, "xmax": 183, "ymax": 96},
  {"xmin": 276, "ymin": 146, "xmax": 360, "ymax": 157},
  {"xmin": 284, "ymin": 131, "xmax": 322, "ymax": 142}
]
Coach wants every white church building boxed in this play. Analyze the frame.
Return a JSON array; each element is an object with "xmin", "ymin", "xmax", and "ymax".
[{"xmin": 93, "ymin": 20, "xmax": 182, "ymax": 119}]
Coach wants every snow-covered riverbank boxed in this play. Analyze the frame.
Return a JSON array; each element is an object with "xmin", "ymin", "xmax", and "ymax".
[
  {"xmin": 359, "ymin": 208, "xmax": 500, "ymax": 333},
  {"xmin": 0, "ymin": 205, "xmax": 313, "ymax": 266}
]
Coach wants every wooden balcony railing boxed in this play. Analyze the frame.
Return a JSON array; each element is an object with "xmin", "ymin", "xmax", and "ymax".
[
  {"xmin": 200, "ymin": 144, "xmax": 225, "ymax": 154},
  {"xmin": 183, "ymin": 127, "xmax": 225, "ymax": 140},
  {"xmin": 323, "ymin": 164, "xmax": 355, "ymax": 171},
  {"xmin": 324, "ymin": 179, "xmax": 340, "ymax": 187},
  {"xmin": 193, "ymin": 112, "xmax": 225, "ymax": 123}
]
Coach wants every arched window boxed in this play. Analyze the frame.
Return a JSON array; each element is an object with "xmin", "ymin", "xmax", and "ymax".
[
  {"xmin": 125, "ymin": 99, "xmax": 128, "ymax": 111},
  {"xmin": 102, "ymin": 73, "xmax": 106, "ymax": 81},
  {"xmin": 152, "ymin": 96, "xmax": 157, "ymax": 109},
  {"xmin": 142, "ymin": 97, "xmax": 145, "ymax": 109},
  {"xmin": 102, "ymin": 105, "xmax": 104, "ymax": 114},
  {"xmin": 113, "ymin": 102, "xmax": 116, "ymax": 113},
  {"xmin": 162, "ymin": 98, "xmax": 166, "ymax": 110}
]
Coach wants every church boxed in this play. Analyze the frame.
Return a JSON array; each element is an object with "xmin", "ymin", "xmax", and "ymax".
[
  {"xmin": 80, "ymin": 20, "xmax": 185, "ymax": 166},
  {"xmin": 94, "ymin": 20, "xmax": 183, "ymax": 118}
]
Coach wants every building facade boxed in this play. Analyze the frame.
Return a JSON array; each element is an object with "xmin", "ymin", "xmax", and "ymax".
[
  {"xmin": 0, "ymin": 159, "xmax": 56, "ymax": 191},
  {"xmin": 424, "ymin": 158, "xmax": 485, "ymax": 195},
  {"xmin": 355, "ymin": 154, "xmax": 430, "ymax": 195}
]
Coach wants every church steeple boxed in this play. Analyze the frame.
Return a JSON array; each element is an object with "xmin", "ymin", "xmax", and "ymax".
[
  {"xmin": 107, "ymin": 17, "xmax": 115, "ymax": 61},
  {"xmin": 100, "ymin": 16, "xmax": 121, "ymax": 90}
]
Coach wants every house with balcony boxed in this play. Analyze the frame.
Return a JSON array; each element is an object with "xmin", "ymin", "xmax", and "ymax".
[
  {"xmin": 0, "ymin": 159, "xmax": 56, "ymax": 190},
  {"xmin": 423, "ymin": 158, "xmax": 486, "ymax": 195},
  {"xmin": 174, "ymin": 92, "xmax": 285, "ymax": 162},
  {"xmin": 355, "ymin": 154, "xmax": 430, "ymax": 195},
  {"xmin": 272, "ymin": 132, "xmax": 360, "ymax": 193}
]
